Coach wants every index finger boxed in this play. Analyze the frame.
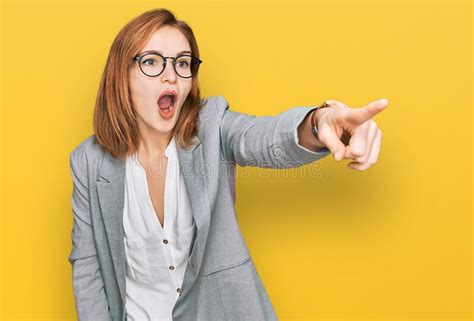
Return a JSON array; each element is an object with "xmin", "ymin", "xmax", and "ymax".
[{"xmin": 344, "ymin": 98, "xmax": 389, "ymax": 126}]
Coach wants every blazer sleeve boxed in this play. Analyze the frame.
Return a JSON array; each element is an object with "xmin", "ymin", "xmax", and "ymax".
[
  {"xmin": 68, "ymin": 146, "xmax": 113, "ymax": 321},
  {"xmin": 218, "ymin": 96, "xmax": 331, "ymax": 168}
]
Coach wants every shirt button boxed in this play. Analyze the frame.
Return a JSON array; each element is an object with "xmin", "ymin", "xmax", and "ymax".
[
  {"xmin": 176, "ymin": 288, "xmax": 181, "ymax": 293},
  {"xmin": 163, "ymin": 239, "xmax": 168, "ymax": 244},
  {"xmin": 169, "ymin": 265, "xmax": 175, "ymax": 270}
]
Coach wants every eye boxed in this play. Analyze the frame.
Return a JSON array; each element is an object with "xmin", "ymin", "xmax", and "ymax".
[
  {"xmin": 178, "ymin": 61, "xmax": 189, "ymax": 68},
  {"xmin": 176, "ymin": 57, "xmax": 191, "ymax": 69},
  {"xmin": 142, "ymin": 58, "xmax": 157, "ymax": 66}
]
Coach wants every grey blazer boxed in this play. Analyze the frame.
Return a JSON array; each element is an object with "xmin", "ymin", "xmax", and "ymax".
[{"xmin": 68, "ymin": 95, "xmax": 330, "ymax": 321}]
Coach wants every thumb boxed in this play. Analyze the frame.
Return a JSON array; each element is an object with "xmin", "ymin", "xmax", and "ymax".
[
  {"xmin": 318, "ymin": 125, "xmax": 347, "ymax": 162},
  {"xmin": 344, "ymin": 98, "xmax": 389, "ymax": 126}
]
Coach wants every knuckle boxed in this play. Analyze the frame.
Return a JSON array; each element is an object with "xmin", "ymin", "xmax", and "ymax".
[
  {"xmin": 355, "ymin": 155, "xmax": 365, "ymax": 163},
  {"xmin": 360, "ymin": 163, "xmax": 370, "ymax": 170},
  {"xmin": 369, "ymin": 120, "xmax": 377, "ymax": 131}
]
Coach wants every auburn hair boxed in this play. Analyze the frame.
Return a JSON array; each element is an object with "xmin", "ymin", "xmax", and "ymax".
[{"xmin": 93, "ymin": 8, "xmax": 205, "ymax": 161}]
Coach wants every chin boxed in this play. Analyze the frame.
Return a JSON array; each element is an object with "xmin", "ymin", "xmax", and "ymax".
[{"xmin": 156, "ymin": 118, "xmax": 178, "ymax": 132}]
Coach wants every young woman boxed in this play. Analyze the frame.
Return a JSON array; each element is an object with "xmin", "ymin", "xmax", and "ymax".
[{"xmin": 68, "ymin": 8, "xmax": 388, "ymax": 321}]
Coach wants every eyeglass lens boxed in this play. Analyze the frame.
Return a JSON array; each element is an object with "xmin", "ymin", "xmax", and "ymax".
[{"xmin": 139, "ymin": 54, "xmax": 197, "ymax": 78}]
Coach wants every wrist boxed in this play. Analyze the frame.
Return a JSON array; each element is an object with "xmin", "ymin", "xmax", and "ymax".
[
  {"xmin": 310, "ymin": 103, "xmax": 331, "ymax": 143},
  {"xmin": 308, "ymin": 109, "xmax": 326, "ymax": 150}
]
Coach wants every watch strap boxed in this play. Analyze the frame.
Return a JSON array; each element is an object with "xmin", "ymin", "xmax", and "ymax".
[{"xmin": 311, "ymin": 102, "xmax": 331, "ymax": 139}]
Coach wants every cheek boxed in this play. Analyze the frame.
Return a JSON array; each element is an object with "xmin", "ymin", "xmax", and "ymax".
[
  {"xmin": 179, "ymin": 82, "xmax": 192, "ymax": 103},
  {"xmin": 129, "ymin": 74, "xmax": 143, "ymax": 104},
  {"xmin": 130, "ymin": 79, "xmax": 155, "ymax": 105}
]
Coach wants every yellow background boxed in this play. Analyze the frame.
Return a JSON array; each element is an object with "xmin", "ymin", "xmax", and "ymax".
[{"xmin": 1, "ymin": 0, "xmax": 472, "ymax": 320}]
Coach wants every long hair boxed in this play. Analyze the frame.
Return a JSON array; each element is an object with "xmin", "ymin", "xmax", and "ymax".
[{"xmin": 93, "ymin": 8, "xmax": 204, "ymax": 161}]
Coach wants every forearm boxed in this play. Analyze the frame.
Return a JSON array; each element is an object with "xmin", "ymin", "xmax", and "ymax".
[
  {"xmin": 219, "ymin": 96, "xmax": 330, "ymax": 167},
  {"xmin": 297, "ymin": 109, "xmax": 327, "ymax": 152}
]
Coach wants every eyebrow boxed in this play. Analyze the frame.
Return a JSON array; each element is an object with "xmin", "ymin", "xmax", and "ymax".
[{"xmin": 140, "ymin": 49, "xmax": 192, "ymax": 56}]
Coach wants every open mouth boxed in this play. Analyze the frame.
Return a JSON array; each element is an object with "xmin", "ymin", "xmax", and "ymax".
[{"xmin": 158, "ymin": 91, "xmax": 177, "ymax": 112}]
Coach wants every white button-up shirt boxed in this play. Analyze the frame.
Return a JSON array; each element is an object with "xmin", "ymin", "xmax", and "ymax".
[
  {"xmin": 122, "ymin": 126, "xmax": 322, "ymax": 320},
  {"xmin": 123, "ymin": 135, "xmax": 196, "ymax": 321}
]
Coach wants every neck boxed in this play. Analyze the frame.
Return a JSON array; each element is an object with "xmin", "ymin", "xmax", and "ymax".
[{"xmin": 137, "ymin": 126, "xmax": 174, "ymax": 160}]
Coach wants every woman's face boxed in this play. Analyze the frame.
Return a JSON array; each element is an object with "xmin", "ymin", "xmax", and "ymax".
[{"xmin": 129, "ymin": 26, "xmax": 193, "ymax": 136}]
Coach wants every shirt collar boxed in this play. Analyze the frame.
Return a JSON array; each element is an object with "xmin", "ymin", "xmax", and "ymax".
[{"xmin": 164, "ymin": 135, "xmax": 177, "ymax": 161}]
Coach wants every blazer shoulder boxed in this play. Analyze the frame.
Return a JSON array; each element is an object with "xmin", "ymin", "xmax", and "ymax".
[
  {"xmin": 199, "ymin": 95, "xmax": 230, "ymax": 120},
  {"xmin": 200, "ymin": 96, "xmax": 229, "ymax": 117},
  {"xmin": 69, "ymin": 134, "xmax": 104, "ymax": 166}
]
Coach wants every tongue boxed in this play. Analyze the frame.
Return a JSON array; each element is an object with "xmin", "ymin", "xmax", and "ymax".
[{"xmin": 158, "ymin": 95, "xmax": 173, "ymax": 109}]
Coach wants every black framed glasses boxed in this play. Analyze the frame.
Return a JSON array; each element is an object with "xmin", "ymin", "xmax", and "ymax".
[{"xmin": 132, "ymin": 50, "xmax": 203, "ymax": 78}]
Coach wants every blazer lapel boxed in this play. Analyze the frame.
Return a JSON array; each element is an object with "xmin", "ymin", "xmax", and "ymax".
[
  {"xmin": 96, "ymin": 151, "xmax": 126, "ymax": 300},
  {"xmin": 95, "ymin": 136, "xmax": 212, "ymax": 303},
  {"xmin": 175, "ymin": 138, "xmax": 212, "ymax": 298}
]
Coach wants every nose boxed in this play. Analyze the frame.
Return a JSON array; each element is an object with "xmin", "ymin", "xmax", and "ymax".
[{"xmin": 160, "ymin": 59, "xmax": 177, "ymax": 83}]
